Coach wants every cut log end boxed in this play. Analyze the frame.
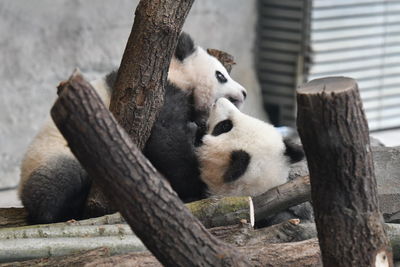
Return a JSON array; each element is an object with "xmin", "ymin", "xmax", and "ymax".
[
  {"xmin": 297, "ymin": 76, "xmax": 357, "ymax": 95},
  {"xmin": 249, "ymin": 196, "xmax": 254, "ymax": 228}
]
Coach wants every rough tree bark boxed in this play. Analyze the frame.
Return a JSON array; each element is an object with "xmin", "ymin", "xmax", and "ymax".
[
  {"xmin": 51, "ymin": 71, "xmax": 251, "ymax": 266},
  {"xmin": 297, "ymin": 77, "xmax": 393, "ymax": 267},
  {"xmin": 253, "ymin": 175, "xmax": 311, "ymax": 223},
  {"xmin": 109, "ymin": 0, "xmax": 193, "ymax": 149},
  {"xmin": 85, "ymin": 0, "xmax": 194, "ymax": 219}
]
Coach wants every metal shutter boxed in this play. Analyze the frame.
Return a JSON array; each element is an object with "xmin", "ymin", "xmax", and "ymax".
[
  {"xmin": 256, "ymin": 0, "xmax": 311, "ymax": 126},
  {"xmin": 310, "ymin": 0, "xmax": 400, "ymax": 131},
  {"xmin": 258, "ymin": 0, "xmax": 400, "ymax": 131}
]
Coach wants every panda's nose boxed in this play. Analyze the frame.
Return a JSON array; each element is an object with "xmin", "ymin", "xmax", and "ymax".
[{"xmin": 242, "ymin": 90, "xmax": 247, "ymax": 99}]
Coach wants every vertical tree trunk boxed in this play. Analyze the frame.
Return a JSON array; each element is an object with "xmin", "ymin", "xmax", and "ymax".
[
  {"xmin": 85, "ymin": 0, "xmax": 194, "ymax": 217},
  {"xmin": 109, "ymin": 0, "xmax": 194, "ymax": 150},
  {"xmin": 51, "ymin": 71, "xmax": 251, "ymax": 267},
  {"xmin": 296, "ymin": 77, "xmax": 393, "ymax": 266}
]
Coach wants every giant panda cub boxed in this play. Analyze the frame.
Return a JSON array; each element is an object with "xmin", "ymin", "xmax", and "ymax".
[
  {"xmin": 19, "ymin": 32, "xmax": 247, "ymax": 224},
  {"xmin": 197, "ymin": 97, "xmax": 304, "ymax": 197}
]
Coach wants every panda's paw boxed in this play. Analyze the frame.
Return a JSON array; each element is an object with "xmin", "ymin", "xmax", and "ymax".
[{"xmin": 187, "ymin": 122, "xmax": 198, "ymax": 144}]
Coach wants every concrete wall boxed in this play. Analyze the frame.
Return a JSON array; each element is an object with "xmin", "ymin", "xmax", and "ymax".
[{"xmin": 0, "ymin": 0, "xmax": 267, "ymax": 187}]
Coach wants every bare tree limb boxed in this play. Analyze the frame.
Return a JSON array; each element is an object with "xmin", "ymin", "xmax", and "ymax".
[{"xmin": 253, "ymin": 175, "xmax": 311, "ymax": 223}]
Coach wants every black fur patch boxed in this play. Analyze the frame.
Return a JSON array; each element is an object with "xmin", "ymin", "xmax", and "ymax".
[
  {"xmin": 175, "ymin": 32, "xmax": 195, "ymax": 61},
  {"xmin": 105, "ymin": 70, "xmax": 118, "ymax": 89},
  {"xmin": 223, "ymin": 150, "xmax": 251, "ymax": 183},
  {"xmin": 284, "ymin": 139, "xmax": 305, "ymax": 164},
  {"xmin": 211, "ymin": 119, "xmax": 233, "ymax": 136},
  {"xmin": 21, "ymin": 156, "xmax": 91, "ymax": 224}
]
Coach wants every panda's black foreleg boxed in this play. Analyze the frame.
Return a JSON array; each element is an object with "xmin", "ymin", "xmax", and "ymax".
[{"xmin": 21, "ymin": 156, "xmax": 91, "ymax": 224}]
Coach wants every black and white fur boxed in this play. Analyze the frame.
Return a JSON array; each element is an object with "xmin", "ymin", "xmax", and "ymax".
[
  {"xmin": 19, "ymin": 33, "xmax": 247, "ymax": 223},
  {"xmin": 197, "ymin": 97, "xmax": 304, "ymax": 197}
]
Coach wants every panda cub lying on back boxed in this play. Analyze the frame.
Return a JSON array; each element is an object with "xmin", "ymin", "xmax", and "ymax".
[
  {"xmin": 198, "ymin": 97, "xmax": 304, "ymax": 197},
  {"xmin": 19, "ymin": 32, "xmax": 247, "ymax": 224}
]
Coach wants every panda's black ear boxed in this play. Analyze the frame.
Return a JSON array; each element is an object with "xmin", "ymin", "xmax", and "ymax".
[
  {"xmin": 284, "ymin": 139, "xmax": 305, "ymax": 164},
  {"xmin": 175, "ymin": 32, "xmax": 195, "ymax": 61},
  {"xmin": 223, "ymin": 150, "xmax": 251, "ymax": 183}
]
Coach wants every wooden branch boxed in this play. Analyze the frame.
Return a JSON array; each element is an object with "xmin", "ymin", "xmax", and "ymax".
[
  {"xmin": 0, "ymin": 224, "xmax": 133, "ymax": 239},
  {"xmin": 51, "ymin": 71, "xmax": 251, "ymax": 266},
  {"xmin": 0, "ymin": 248, "xmax": 111, "ymax": 267},
  {"xmin": 83, "ymin": 239, "xmax": 322, "ymax": 267},
  {"xmin": 206, "ymin": 49, "xmax": 236, "ymax": 73},
  {"xmin": 253, "ymin": 175, "xmax": 311, "ymax": 223},
  {"xmin": 297, "ymin": 77, "xmax": 393, "ymax": 266},
  {"xmin": 187, "ymin": 196, "xmax": 254, "ymax": 228},
  {"xmin": 0, "ymin": 196, "xmax": 252, "ymax": 230},
  {"xmin": 5, "ymin": 239, "xmax": 320, "ymax": 267},
  {"xmin": 0, "ymin": 235, "xmax": 144, "ymax": 263},
  {"xmin": 0, "ymin": 208, "xmax": 27, "ymax": 228},
  {"xmin": 4, "ymin": 218, "xmax": 400, "ymax": 265}
]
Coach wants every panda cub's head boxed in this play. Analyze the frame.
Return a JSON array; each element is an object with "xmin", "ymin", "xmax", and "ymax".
[
  {"xmin": 168, "ymin": 33, "xmax": 247, "ymax": 114},
  {"xmin": 197, "ymin": 98, "xmax": 304, "ymax": 197}
]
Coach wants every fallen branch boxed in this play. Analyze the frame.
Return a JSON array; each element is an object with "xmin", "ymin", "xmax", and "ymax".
[
  {"xmin": 0, "ymin": 208, "xmax": 28, "ymax": 228},
  {"xmin": 253, "ymin": 175, "xmax": 311, "ymax": 222},
  {"xmin": 0, "ymin": 235, "xmax": 144, "ymax": 263},
  {"xmin": 0, "ymin": 195, "xmax": 252, "ymax": 230},
  {"xmin": 0, "ymin": 248, "xmax": 111, "ymax": 267},
  {"xmin": 4, "ymin": 220, "xmax": 400, "ymax": 265},
  {"xmin": 187, "ymin": 196, "xmax": 254, "ymax": 228},
  {"xmin": 84, "ymin": 239, "xmax": 322, "ymax": 267}
]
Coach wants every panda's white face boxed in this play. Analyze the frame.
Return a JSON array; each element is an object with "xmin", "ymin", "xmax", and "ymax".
[
  {"xmin": 168, "ymin": 47, "xmax": 247, "ymax": 113},
  {"xmin": 196, "ymin": 98, "xmax": 291, "ymax": 197}
]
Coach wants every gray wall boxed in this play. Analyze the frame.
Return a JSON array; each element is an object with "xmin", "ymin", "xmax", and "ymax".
[{"xmin": 0, "ymin": 0, "xmax": 267, "ymax": 187}]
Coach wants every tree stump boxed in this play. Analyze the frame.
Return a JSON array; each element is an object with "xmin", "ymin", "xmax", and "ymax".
[{"xmin": 297, "ymin": 77, "xmax": 393, "ymax": 266}]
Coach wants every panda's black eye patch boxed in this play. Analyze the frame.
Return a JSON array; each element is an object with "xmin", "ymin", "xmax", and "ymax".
[
  {"xmin": 211, "ymin": 119, "xmax": 233, "ymax": 136},
  {"xmin": 216, "ymin": 71, "xmax": 227, "ymax": 83}
]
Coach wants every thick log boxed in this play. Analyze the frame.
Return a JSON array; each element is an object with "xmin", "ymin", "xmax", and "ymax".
[
  {"xmin": 51, "ymin": 71, "xmax": 251, "ymax": 266},
  {"xmin": 297, "ymin": 77, "xmax": 393, "ymax": 266},
  {"xmin": 253, "ymin": 175, "xmax": 311, "ymax": 223}
]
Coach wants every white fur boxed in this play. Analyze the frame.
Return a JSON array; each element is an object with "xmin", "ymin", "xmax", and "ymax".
[
  {"xmin": 169, "ymin": 47, "xmax": 246, "ymax": 111},
  {"xmin": 197, "ymin": 98, "xmax": 289, "ymax": 197}
]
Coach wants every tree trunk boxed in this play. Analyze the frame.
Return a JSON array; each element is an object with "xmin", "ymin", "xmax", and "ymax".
[
  {"xmin": 51, "ymin": 71, "xmax": 251, "ymax": 267},
  {"xmin": 297, "ymin": 77, "xmax": 393, "ymax": 266},
  {"xmin": 85, "ymin": 0, "xmax": 194, "ymax": 219},
  {"xmin": 109, "ymin": 0, "xmax": 193, "ymax": 150}
]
